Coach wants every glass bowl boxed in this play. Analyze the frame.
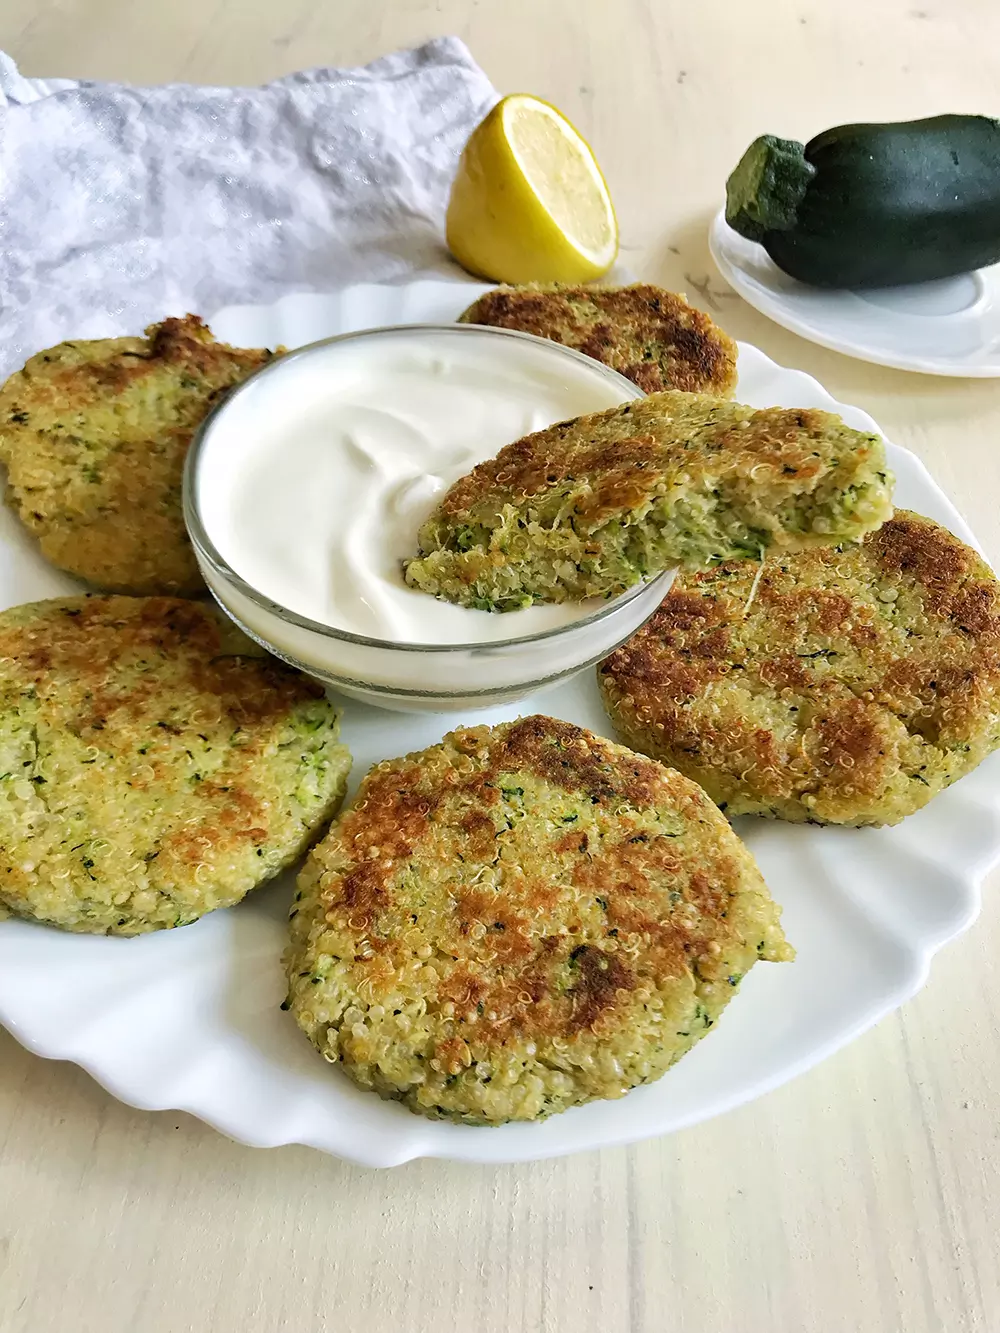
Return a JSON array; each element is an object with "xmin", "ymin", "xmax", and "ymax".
[{"xmin": 183, "ymin": 324, "xmax": 673, "ymax": 713}]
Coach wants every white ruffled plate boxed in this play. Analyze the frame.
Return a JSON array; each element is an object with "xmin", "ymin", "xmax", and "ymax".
[
  {"xmin": 710, "ymin": 208, "xmax": 1000, "ymax": 377},
  {"xmin": 0, "ymin": 279, "xmax": 997, "ymax": 1167}
]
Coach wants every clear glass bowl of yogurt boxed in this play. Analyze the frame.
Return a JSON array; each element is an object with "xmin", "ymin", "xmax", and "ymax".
[{"xmin": 183, "ymin": 324, "xmax": 675, "ymax": 713}]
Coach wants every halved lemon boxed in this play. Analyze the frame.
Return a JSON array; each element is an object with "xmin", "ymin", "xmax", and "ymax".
[{"xmin": 446, "ymin": 94, "xmax": 619, "ymax": 285}]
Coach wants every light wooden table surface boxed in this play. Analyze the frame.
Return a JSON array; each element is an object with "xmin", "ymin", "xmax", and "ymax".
[{"xmin": 2, "ymin": 4, "xmax": 998, "ymax": 1331}]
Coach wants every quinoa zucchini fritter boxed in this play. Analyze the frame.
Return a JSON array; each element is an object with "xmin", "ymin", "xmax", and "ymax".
[
  {"xmin": 285, "ymin": 715, "xmax": 791, "ymax": 1125},
  {"xmin": 0, "ymin": 316, "xmax": 277, "ymax": 595},
  {"xmin": 458, "ymin": 284, "xmax": 739, "ymax": 396},
  {"xmin": 0, "ymin": 596, "xmax": 351, "ymax": 934},
  {"xmin": 404, "ymin": 392, "xmax": 894, "ymax": 611},
  {"xmin": 599, "ymin": 511, "xmax": 1000, "ymax": 826}
]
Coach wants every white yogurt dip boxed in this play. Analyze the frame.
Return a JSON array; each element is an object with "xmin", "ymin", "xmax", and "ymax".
[
  {"xmin": 195, "ymin": 326, "xmax": 635, "ymax": 645},
  {"xmin": 188, "ymin": 325, "xmax": 672, "ymax": 712}
]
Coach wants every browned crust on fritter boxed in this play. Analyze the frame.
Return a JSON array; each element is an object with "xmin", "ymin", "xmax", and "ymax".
[
  {"xmin": 436, "ymin": 397, "xmax": 861, "ymax": 524},
  {"xmin": 0, "ymin": 595, "xmax": 346, "ymax": 933},
  {"xmin": 459, "ymin": 284, "xmax": 738, "ymax": 395},
  {"xmin": 0, "ymin": 594, "xmax": 327, "ymax": 726},
  {"xmin": 598, "ymin": 512, "xmax": 1000, "ymax": 826},
  {"xmin": 294, "ymin": 715, "xmax": 778, "ymax": 1053},
  {"xmin": 0, "ymin": 316, "xmax": 276, "ymax": 595}
]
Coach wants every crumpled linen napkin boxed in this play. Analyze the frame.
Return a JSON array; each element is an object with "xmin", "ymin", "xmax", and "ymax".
[{"xmin": 0, "ymin": 38, "xmax": 498, "ymax": 376}]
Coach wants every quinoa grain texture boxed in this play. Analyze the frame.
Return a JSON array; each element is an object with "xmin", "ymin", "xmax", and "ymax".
[{"xmin": 286, "ymin": 715, "xmax": 790, "ymax": 1124}]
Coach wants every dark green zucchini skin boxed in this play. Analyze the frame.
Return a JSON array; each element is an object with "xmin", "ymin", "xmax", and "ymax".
[{"xmin": 726, "ymin": 115, "xmax": 1000, "ymax": 288}]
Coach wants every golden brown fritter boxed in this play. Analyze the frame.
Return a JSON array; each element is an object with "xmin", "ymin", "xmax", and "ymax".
[
  {"xmin": 0, "ymin": 596, "xmax": 351, "ymax": 934},
  {"xmin": 458, "ymin": 284, "xmax": 738, "ymax": 396},
  {"xmin": 285, "ymin": 715, "xmax": 791, "ymax": 1124},
  {"xmin": 0, "ymin": 316, "xmax": 277, "ymax": 595},
  {"xmin": 404, "ymin": 392, "xmax": 894, "ymax": 611},
  {"xmin": 598, "ymin": 511, "xmax": 1000, "ymax": 826}
]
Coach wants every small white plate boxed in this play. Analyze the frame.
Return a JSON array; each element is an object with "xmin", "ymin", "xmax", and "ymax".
[
  {"xmin": 0, "ymin": 279, "xmax": 998, "ymax": 1168},
  {"xmin": 710, "ymin": 208, "xmax": 1000, "ymax": 377}
]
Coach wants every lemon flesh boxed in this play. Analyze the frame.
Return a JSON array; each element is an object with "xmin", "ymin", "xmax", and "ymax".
[{"xmin": 447, "ymin": 94, "xmax": 618, "ymax": 285}]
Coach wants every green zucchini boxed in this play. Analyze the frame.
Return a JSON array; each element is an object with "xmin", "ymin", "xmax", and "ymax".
[{"xmin": 725, "ymin": 115, "xmax": 1000, "ymax": 288}]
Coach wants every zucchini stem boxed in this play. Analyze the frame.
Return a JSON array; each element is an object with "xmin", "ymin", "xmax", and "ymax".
[{"xmin": 725, "ymin": 135, "xmax": 816, "ymax": 241}]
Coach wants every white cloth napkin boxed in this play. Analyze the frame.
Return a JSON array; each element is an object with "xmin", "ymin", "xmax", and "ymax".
[{"xmin": 0, "ymin": 39, "xmax": 498, "ymax": 377}]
